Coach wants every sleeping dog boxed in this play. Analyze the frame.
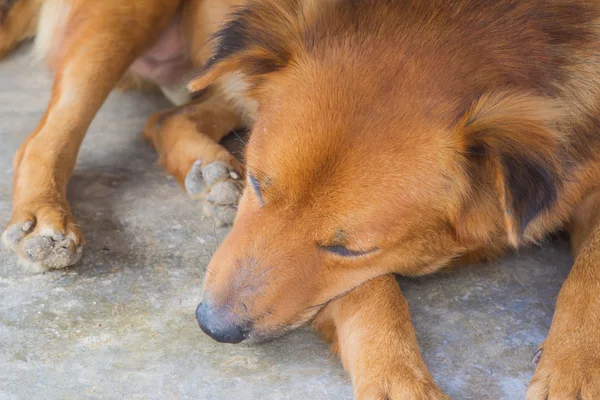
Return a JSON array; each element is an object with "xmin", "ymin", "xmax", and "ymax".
[{"xmin": 3, "ymin": 0, "xmax": 600, "ymax": 398}]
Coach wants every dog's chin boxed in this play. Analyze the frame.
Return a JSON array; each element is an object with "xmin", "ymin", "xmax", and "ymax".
[
  {"xmin": 242, "ymin": 308, "xmax": 326, "ymax": 345},
  {"xmin": 242, "ymin": 327, "xmax": 294, "ymax": 345}
]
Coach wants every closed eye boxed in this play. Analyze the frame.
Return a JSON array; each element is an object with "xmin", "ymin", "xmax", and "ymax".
[
  {"xmin": 249, "ymin": 173, "xmax": 264, "ymax": 206},
  {"xmin": 321, "ymin": 245, "xmax": 378, "ymax": 258}
]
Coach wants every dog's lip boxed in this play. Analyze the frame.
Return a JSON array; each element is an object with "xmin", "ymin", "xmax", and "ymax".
[{"xmin": 217, "ymin": 279, "xmax": 374, "ymax": 342}]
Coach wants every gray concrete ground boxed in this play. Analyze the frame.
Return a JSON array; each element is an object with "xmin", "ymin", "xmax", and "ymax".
[{"xmin": 0, "ymin": 44, "xmax": 574, "ymax": 400}]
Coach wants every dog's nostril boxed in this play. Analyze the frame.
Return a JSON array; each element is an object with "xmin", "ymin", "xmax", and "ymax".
[{"xmin": 195, "ymin": 302, "xmax": 249, "ymax": 344}]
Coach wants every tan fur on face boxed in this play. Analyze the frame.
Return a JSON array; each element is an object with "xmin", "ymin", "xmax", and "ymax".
[{"xmin": 192, "ymin": 0, "xmax": 600, "ymax": 334}]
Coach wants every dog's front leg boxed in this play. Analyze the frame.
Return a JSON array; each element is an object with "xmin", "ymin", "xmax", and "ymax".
[
  {"xmin": 313, "ymin": 275, "xmax": 448, "ymax": 400},
  {"xmin": 1, "ymin": 0, "xmax": 182, "ymax": 272},
  {"xmin": 527, "ymin": 190, "xmax": 600, "ymax": 399}
]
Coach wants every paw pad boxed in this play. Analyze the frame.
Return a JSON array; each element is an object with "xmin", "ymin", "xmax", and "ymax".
[
  {"xmin": 206, "ymin": 181, "xmax": 240, "ymax": 205},
  {"xmin": 184, "ymin": 160, "xmax": 242, "ymax": 226},
  {"xmin": 22, "ymin": 235, "xmax": 54, "ymax": 261},
  {"xmin": 2, "ymin": 209, "xmax": 84, "ymax": 272},
  {"xmin": 202, "ymin": 161, "xmax": 231, "ymax": 186}
]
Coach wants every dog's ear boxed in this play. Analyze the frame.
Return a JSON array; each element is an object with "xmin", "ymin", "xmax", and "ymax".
[
  {"xmin": 459, "ymin": 92, "xmax": 565, "ymax": 247},
  {"xmin": 188, "ymin": 1, "xmax": 314, "ymax": 94}
]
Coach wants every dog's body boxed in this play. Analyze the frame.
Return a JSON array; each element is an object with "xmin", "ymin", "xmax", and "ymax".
[{"xmin": 3, "ymin": 0, "xmax": 600, "ymax": 398}]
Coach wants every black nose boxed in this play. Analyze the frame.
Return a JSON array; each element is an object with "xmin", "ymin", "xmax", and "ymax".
[{"xmin": 195, "ymin": 301, "xmax": 250, "ymax": 344}]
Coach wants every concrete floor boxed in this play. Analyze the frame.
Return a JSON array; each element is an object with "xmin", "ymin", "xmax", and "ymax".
[{"xmin": 0, "ymin": 44, "xmax": 574, "ymax": 400}]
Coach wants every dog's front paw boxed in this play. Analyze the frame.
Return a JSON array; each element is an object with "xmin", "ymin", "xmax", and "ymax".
[
  {"xmin": 355, "ymin": 369, "xmax": 449, "ymax": 400},
  {"xmin": 2, "ymin": 204, "xmax": 84, "ymax": 273},
  {"xmin": 526, "ymin": 337, "xmax": 600, "ymax": 399},
  {"xmin": 185, "ymin": 160, "xmax": 242, "ymax": 226}
]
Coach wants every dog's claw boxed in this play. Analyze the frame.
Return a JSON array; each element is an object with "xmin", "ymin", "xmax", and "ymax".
[
  {"xmin": 185, "ymin": 160, "xmax": 206, "ymax": 197},
  {"xmin": 22, "ymin": 220, "xmax": 34, "ymax": 232},
  {"xmin": 3, "ymin": 220, "xmax": 34, "ymax": 247}
]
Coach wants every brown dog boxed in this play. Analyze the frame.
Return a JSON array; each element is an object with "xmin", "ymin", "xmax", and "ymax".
[{"xmin": 3, "ymin": 0, "xmax": 600, "ymax": 398}]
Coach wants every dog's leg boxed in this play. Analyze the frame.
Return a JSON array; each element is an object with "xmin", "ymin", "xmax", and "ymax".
[
  {"xmin": 143, "ymin": 94, "xmax": 244, "ymax": 226},
  {"xmin": 1, "ymin": 0, "xmax": 182, "ymax": 272},
  {"xmin": 0, "ymin": 0, "xmax": 41, "ymax": 58},
  {"xmin": 526, "ymin": 190, "xmax": 600, "ymax": 400},
  {"xmin": 313, "ymin": 275, "xmax": 448, "ymax": 400}
]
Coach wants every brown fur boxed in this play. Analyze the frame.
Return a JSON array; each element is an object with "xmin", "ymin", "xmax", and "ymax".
[
  {"xmin": 0, "ymin": 0, "xmax": 40, "ymax": 57},
  {"xmin": 191, "ymin": 1, "xmax": 600, "ymax": 398},
  {"xmin": 4, "ymin": 0, "xmax": 600, "ymax": 398}
]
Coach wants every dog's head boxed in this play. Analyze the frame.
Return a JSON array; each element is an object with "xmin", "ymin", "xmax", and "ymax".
[{"xmin": 190, "ymin": 0, "xmax": 565, "ymax": 343}]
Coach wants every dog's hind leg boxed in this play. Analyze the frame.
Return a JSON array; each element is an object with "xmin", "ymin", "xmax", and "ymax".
[
  {"xmin": 143, "ymin": 92, "xmax": 245, "ymax": 226},
  {"xmin": 1, "ymin": 0, "xmax": 182, "ymax": 272},
  {"xmin": 313, "ymin": 275, "xmax": 448, "ymax": 400},
  {"xmin": 0, "ymin": 0, "xmax": 41, "ymax": 58},
  {"xmin": 527, "ymin": 190, "xmax": 600, "ymax": 400}
]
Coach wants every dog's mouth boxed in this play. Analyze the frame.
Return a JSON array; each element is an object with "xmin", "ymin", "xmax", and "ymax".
[
  {"xmin": 197, "ymin": 275, "xmax": 384, "ymax": 345},
  {"xmin": 196, "ymin": 298, "xmax": 330, "ymax": 345},
  {"xmin": 245, "ymin": 307, "xmax": 328, "ymax": 344}
]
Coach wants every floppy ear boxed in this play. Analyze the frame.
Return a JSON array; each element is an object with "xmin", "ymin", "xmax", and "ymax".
[
  {"xmin": 460, "ymin": 92, "xmax": 566, "ymax": 247},
  {"xmin": 188, "ymin": 0, "xmax": 310, "ymax": 94}
]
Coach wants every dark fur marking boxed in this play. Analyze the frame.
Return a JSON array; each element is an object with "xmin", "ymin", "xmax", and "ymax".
[
  {"xmin": 199, "ymin": 9, "xmax": 251, "ymax": 74},
  {"xmin": 465, "ymin": 144, "xmax": 560, "ymax": 236},
  {"xmin": 190, "ymin": 88, "xmax": 209, "ymax": 101},
  {"xmin": 501, "ymin": 153, "xmax": 558, "ymax": 234},
  {"xmin": 465, "ymin": 110, "xmax": 562, "ymax": 235},
  {"xmin": 243, "ymin": 57, "xmax": 285, "ymax": 76},
  {"xmin": 197, "ymin": 5, "xmax": 291, "ymax": 79},
  {"xmin": 0, "ymin": 0, "xmax": 18, "ymax": 23}
]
